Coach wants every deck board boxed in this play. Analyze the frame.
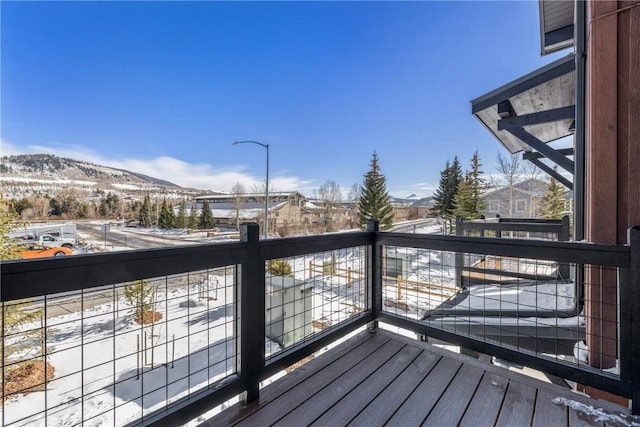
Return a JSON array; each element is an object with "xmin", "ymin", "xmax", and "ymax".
[
  {"xmin": 309, "ymin": 344, "xmax": 422, "ymax": 426},
  {"xmin": 346, "ymin": 351, "xmax": 441, "ymax": 426},
  {"xmin": 200, "ymin": 329, "xmax": 632, "ymax": 427},
  {"xmin": 458, "ymin": 372, "xmax": 508, "ymax": 427},
  {"xmin": 385, "ymin": 356, "xmax": 462, "ymax": 425},
  {"xmin": 495, "ymin": 380, "xmax": 537, "ymax": 426},
  {"xmin": 236, "ymin": 335, "xmax": 395, "ymax": 427},
  {"xmin": 569, "ymin": 407, "xmax": 605, "ymax": 427},
  {"xmin": 272, "ymin": 340, "xmax": 406, "ymax": 426},
  {"xmin": 532, "ymin": 388, "xmax": 568, "ymax": 426},
  {"xmin": 422, "ymin": 363, "xmax": 485, "ymax": 426},
  {"xmin": 208, "ymin": 333, "xmax": 388, "ymax": 427}
]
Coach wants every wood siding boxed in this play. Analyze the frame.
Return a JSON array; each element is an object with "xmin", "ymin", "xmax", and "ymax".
[{"xmin": 585, "ymin": 0, "xmax": 640, "ymax": 369}]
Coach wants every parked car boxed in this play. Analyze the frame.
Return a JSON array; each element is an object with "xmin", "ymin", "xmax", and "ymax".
[{"xmin": 20, "ymin": 245, "xmax": 73, "ymax": 259}]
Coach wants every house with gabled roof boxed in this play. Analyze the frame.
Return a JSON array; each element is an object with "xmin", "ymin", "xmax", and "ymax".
[{"xmin": 482, "ymin": 178, "xmax": 572, "ymax": 218}]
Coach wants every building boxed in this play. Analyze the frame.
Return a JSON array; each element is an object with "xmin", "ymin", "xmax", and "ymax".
[
  {"xmin": 482, "ymin": 178, "xmax": 572, "ymax": 218},
  {"xmin": 471, "ymin": 0, "xmax": 640, "ymax": 402},
  {"xmin": 193, "ymin": 191, "xmax": 356, "ymax": 236}
]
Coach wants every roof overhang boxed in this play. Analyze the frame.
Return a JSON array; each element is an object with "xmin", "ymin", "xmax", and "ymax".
[
  {"xmin": 539, "ymin": 0, "xmax": 575, "ymax": 55},
  {"xmin": 471, "ymin": 54, "xmax": 576, "ymax": 189}
]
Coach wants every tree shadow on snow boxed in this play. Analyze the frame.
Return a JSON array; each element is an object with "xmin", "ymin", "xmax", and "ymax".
[
  {"xmin": 185, "ymin": 304, "xmax": 234, "ymax": 326},
  {"xmin": 110, "ymin": 336, "xmax": 236, "ymax": 410}
]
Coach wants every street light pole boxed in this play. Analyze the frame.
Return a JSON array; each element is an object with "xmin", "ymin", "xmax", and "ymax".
[{"xmin": 232, "ymin": 140, "xmax": 269, "ymax": 239}]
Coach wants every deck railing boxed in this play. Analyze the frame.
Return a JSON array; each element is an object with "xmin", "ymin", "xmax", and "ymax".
[{"xmin": 1, "ymin": 221, "xmax": 638, "ymax": 426}]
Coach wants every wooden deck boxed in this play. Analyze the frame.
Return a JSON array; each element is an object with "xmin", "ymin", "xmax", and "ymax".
[{"xmin": 203, "ymin": 329, "xmax": 632, "ymax": 427}]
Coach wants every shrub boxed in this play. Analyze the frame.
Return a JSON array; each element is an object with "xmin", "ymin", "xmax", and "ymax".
[
  {"xmin": 267, "ymin": 259, "xmax": 293, "ymax": 277},
  {"xmin": 323, "ymin": 260, "xmax": 335, "ymax": 275},
  {"xmin": 124, "ymin": 279, "xmax": 158, "ymax": 323}
]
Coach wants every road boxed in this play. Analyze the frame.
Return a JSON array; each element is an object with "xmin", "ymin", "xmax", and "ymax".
[
  {"xmin": 76, "ymin": 222, "xmax": 196, "ymax": 250},
  {"xmin": 389, "ymin": 218, "xmax": 442, "ymax": 234},
  {"xmin": 47, "ymin": 221, "xmax": 439, "ymax": 317}
]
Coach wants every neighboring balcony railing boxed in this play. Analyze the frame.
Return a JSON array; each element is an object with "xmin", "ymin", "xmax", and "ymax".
[{"xmin": 1, "ymin": 221, "xmax": 638, "ymax": 426}]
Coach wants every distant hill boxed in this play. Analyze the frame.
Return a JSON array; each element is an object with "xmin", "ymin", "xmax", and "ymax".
[
  {"xmin": 1, "ymin": 154, "xmax": 179, "ymax": 187},
  {"xmin": 0, "ymin": 153, "xmax": 206, "ymax": 202},
  {"xmin": 390, "ymin": 194, "xmax": 433, "ymax": 208}
]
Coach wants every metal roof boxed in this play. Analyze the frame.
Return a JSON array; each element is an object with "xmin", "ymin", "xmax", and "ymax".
[{"xmin": 539, "ymin": 0, "xmax": 575, "ymax": 55}]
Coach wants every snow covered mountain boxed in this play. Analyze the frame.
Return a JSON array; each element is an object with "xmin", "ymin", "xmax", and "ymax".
[{"xmin": 0, "ymin": 154, "xmax": 201, "ymax": 200}]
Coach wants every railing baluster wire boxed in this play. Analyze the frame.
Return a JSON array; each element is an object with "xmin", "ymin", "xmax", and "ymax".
[{"xmin": 1, "ymin": 223, "xmax": 638, "ymax": 424}]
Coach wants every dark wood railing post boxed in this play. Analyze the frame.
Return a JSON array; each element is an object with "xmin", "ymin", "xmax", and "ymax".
[
  {"xmin": 239, "ymin": 222, "xmax": 263, "ymax": 403},
  {"xmin": 628, "ymin": 226, "xmax": 640, "ymax": 415},
  {"xmin": 558, "ymin": 215, "xmax": 571, "ymax": 279},
  {"xmin": 367, "ymin": 219, "xmax": 380, "ymax": 332},
  {"xmin": 455, "ymin": 216, "xmax": 464, "ymax": 289}
]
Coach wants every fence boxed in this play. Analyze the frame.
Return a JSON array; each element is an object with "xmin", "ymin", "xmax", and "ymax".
[
  {"xmin": 1, "ymin": 221, "xmax": 638, "ymax": 425},
  {"xmin": 455, "ymin": 216, "xmax": 571, "ymax": 288}
]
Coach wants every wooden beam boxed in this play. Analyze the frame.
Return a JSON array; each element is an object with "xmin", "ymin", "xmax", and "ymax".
[
  {"xmin": 498, "ymin": 106, "xmax": 575, "ymax": 130},
  {"xmin": 526, "ymin": 157, "xmax": 573, "ymax": 190},
  {"xmin": 506, "ymin": 127, "xmax": 575, "ymax": 173},
  {"xmin": 497, "ymin": 100, "xmax": 516, "ymax": 118},
  {"xmin": 523, "ymin": 148, "xmax": 574, "ymax": 160}
]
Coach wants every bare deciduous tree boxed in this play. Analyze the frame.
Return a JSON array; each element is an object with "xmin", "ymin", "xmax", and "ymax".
[
  {"xmin": 231, "ymin": 182, "xmax": 246, "ymax": 230},
  {"xmin": 494, "ymin": 152, "xmax": 523, "ymax": 217},
  {"xmin": 347, "ymin": 183, "xmax": 359, "ymax": 228},
  {"xmin": 318, "ymin": 180, "xmax": 342, "ymax": 232},
  {"xmin": 251, "ymin": 181, "xmax": 276, "ymax": 233},
  {"xmin": 522, "ymin": 162, "xmax": 541, "ymax": 216}
]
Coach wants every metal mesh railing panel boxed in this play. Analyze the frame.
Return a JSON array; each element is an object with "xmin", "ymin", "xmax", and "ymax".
[{"xmin": 1, "ymin": 266, "xmax": 237, "ymax": 426}]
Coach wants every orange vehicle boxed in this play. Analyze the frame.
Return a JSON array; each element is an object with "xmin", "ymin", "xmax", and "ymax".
[{"xmin": 20, "ymin": 245, "xmax": 73, "ymax": 259}]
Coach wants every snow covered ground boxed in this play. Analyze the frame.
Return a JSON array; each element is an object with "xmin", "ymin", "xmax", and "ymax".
[
  {"xmin": 2, "ymin": 271, "xmax": 372, "ymax": 425},
  {"xmin": 2, "ymin": 221, "xmax": 595, "ymax": 426}
]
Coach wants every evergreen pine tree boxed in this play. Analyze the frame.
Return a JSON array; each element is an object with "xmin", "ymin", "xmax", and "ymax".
[
  {"xmin": 432, "ymin": 157, "xmax": 464, "ymax": 219},
  {"xmin": 453, "ymin": 151, "xmax": 486, "ymax": 220},
  {"xmin": 187, "ymin": 205, "xmax": 199, "ymax": 229},
  {"xmin": 1, "ymin": 198, "xmax": 23, "ymax": 261},
  {"xmin": 1, "ymin": 198, "xmax": 48, "ymax": 372},
  {"xmin": 469, "ymin": 151, "xmax": 486, "ymax": 216},
  {"xmin": 451, "ymin": 156, "xmax": 463, "ymax": 192},
  {"xmin": 453, "ymin": 174, "xmax": 476, "ymax": 219},
  {"xmin": 357, "ymin": 152, "xmax": 394, "ymax": 230},
  {"xmin": 198, "ymin": 200, "xmax": 216, "ymax": 229},
  {"xmin": 540, "ymin": 173, "xmax": 565, "ymax": 219},
  {"xmin": 98, "ymin": 198, "xmax": 109, "ymax": 217},
  {"xmin": 138, "ymin": 194, "xmax": 153, "ymax": 227},
  {"xmin": 432, "ymin": 160, "xmax": 451, "ymax": 217},
  {"xmin": 158, "ymin": 200, "xmax": 175, "ymax": 229},
  {"xmin": 175, "ymin": 201, "xmax": 187, "ymax": 229}
]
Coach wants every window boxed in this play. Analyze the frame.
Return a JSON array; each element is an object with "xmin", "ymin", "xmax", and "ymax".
[{"xmin": 515, "ymin": 199, "xmax": 526, "ymax": 212}]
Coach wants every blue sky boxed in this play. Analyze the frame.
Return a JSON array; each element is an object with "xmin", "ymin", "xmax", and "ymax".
[{"xmin": 1, "ymin": 1, "xmax": 566, "ymax": 197}]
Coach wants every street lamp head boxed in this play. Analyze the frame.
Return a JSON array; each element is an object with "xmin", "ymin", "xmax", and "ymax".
[
  {"xmin": 233, "ymin": 140, "xmax": 268, "ymax": 149},
  {"xmin": 231, "ymin": 139, "xmax": 270, "ymax": 239}
]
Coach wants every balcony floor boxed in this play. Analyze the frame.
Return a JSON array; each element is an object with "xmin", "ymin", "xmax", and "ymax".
[{"xmin": 203, "ymin": 329, "xmax": 631, "ymax": 427}]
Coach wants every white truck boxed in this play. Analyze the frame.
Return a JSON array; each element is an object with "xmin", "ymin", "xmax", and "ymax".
[
  {"xmin": 16, "ymin": 233, "xmax": 77, "ymax": 248},
  {"xmin": 10, "ymin": 223, "xmax": 78, "ymax": 248}
]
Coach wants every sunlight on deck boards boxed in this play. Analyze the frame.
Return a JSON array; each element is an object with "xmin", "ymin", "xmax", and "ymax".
[{"xmin": 201, "ymin": 329, "xmax": 633, "ymax": 427}]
